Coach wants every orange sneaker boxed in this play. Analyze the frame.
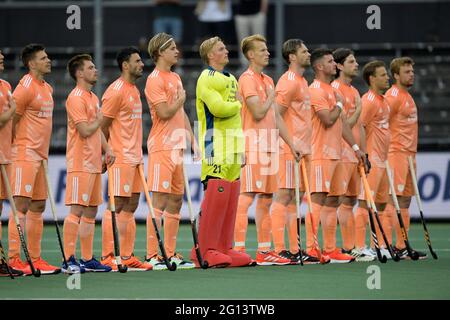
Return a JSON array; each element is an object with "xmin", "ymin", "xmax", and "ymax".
[
  {"xmin": 256, "ymin": 251, "xmax": 291, "ymax": 266},
  {"xmin": 121, "ymin": 255, "xmax": 153, "ymax": 271},
  {"xmin": 8, "ymin": 257, "xmax": 32, "ymax": 276},
  {"xmin": 323, "ymin": 248, "xmax": 355, "ymax": 264},
  {"xmin": 100, "ymin": 254, "xmax": 118, "ymax": 272},
  {"xmin": 33, "ymin": 257, "xmax": 61, "ymax": 274}
]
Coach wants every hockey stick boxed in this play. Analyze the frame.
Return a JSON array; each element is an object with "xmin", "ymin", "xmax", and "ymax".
[
  {"xmin": 138, "ymin": 164, "xmax": 176, "ymax": 271},
  {"xmin": 359, "ymin": 166, "xmax": 387, "ymax": 263},
  {"xmin": 385, "ymin": 161, "xmax": 419, "ymax": 260},
  {"xmin": 106, "ymin": 167, "xmax": 128, "ymax": 273},
  {"xmin": 293, "ymin": 160, "xmax": 304, "ymax": 266},
  {"xmin": 300, "ymin": 160, "xmax": 329, "ymax": 264},
  {"xmin": 407, "ymin": 156, "xmax": 437, "ymax": 259},
  {"xmin": 0, "ymin": 164, "xmax": 40, "ymax": 276},
  {"xmin": 182, "ymin": 163, "xmax": 208, "ymax": 269},
  {"xmin": 42, "ymin": 160, "xmax": 71, "ymax": 272}
]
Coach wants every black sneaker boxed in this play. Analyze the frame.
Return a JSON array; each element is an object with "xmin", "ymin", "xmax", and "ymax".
[
  {"xmin": 292, "ymin": 251, "xmax": 321, "ymax": 265},
  {"xmin": 278, "ymin": 250, "xmax": 299, "ymax": 265},
  {"xmin": 0, "ymin": 262, "xmax": 24, "ymax": 277},
  {"xmin": 394, "ymin": 247, "xmax": 427, "ymax": 260}
]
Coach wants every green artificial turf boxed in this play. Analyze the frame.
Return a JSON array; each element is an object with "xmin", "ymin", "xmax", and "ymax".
[{"xmin": 1, "ymin": 223, "xmax": 449, "ymax": 299}]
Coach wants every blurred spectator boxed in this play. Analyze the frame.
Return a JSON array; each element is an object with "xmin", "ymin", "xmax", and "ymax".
[
  {"xmin": 195, "ymin": 0, "xmax": 233, "ymax": 45},
  {"xmin": 235, "ymin": 0, "xmax": 268, "ymax": 67},
  {"xmin": 153, "ymin": 0, "xmax": 183, "ymax": 43}
]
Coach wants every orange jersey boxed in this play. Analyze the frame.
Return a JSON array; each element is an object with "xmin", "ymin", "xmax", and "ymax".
[
  {"xmin": 0, "ymin": 79, "xmax": 13, "ymax": 164},
  {"xmin": 309, "ymin": 79, "xmax": 342, "ymax": 160},
  {"xmin": 385, "ymin": 84, "xmax": 418, "ymax": 154},
  {"xmin": 12, "ymin": 73, "xmax": 54, "ymax": 161},
  {"xmin": 102, "ymin": 77, "xmax": 143, "ymax": 165},
  {"xmin": 66, "ymin": 87, "xmax": 102, "ymax": 173},
  {"xmin": 145, "ymin": 68, "xmax": 187, "ymax": 153},
  {"xmin": 239, "ymin": 68, "xmax": 278, "ymax": 153},
  {"xmin": 360, "ymin": 90, "xmax": 391, "ymax": 167},
  {"xmin": 331, "ymin": 79, "xmax": 361, "ymax": 163},
  {"xmin": 276, "ymin": 69, "xmax": 311, "ymax": 155}
]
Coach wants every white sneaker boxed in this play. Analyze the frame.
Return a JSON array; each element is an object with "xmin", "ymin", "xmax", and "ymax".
[
  {"xmin": 360, "ymin": 247, "xmax": 377, "ymax": 259},
  {"xmin": 145, "ymin": 255, "xmax": 168, "ymax": 271},
  {"xmin": 169, "ymin": 253, "xmax": 195, "ymax": 270},
  {"xmin": 379, "ymin": 247, "xmax": 393, "ymax": 260},
  {"xmin": 346, "ymin": 248, "xmax": 376, "ymax": 262}
]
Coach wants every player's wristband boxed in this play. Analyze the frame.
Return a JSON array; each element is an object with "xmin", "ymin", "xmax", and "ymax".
[
  {"xmin": 336, "ymin": 101, "xmax": 343, "ymax": 111},
  {"xmin": 352, "ymin": 144, "xmax": 360, "ymax": 151}
]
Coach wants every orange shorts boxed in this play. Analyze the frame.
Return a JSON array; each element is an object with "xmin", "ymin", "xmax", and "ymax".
[
  {"xmin": 240, "ymin": 152, "xmax": 278, "ymax": 194},
  {"xmin": 147, "ymin": 150, "xmax": 184, "ymax": 195},
  {"xmin": 337, "ymin": 162, "xmax": 360, "ymax": 197},
  {"xmin": 10, "ymin": 160, "xmax": 47, "ymax": 200},
  {"xmin": 109, "ymin": 163, "xmax": 142, "ymax": 197},
  {"xmin": 277, "ymin": 153, "xmax": 311, "ymax": 192},
  {"xmin": 387, "ymin": 153, "xmax": 415, "ymax": 197},
  {"xmin": 65, "ymin": 172, "xmax": 102, "ymax": 206},
  {"xmin": 0, "ymin": 163, "xmax": 12, "ymax": 200},
  {"xmin": 358, "ymin": 165, "xmax": 389, "ymax": 203},
  {"xmin": 310, "ymin": 159, "xmax": 343, "ymax": 195}
]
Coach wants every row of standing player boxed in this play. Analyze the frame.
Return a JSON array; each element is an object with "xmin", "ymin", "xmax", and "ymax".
[{"xmin": 0, "ymin": 33, "xmax": 426, "ymax": 276}]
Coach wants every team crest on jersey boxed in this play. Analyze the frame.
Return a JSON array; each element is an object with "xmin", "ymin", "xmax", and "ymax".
[
  {"xmin": 25, "ymin": 184, "xmax": 32, "ymax": 193},
  {"xmin": 162, "ymin": 181, "xmax": 170, "ymax": 189},
  {"xmin": 259, "ymin": 86, "xmax": 263, "ymax": 91},
  {"xmin": 397, "ymin": 184, "xmax": 405, "ymax": 193},
  {"xmin": 82, "ymin": 194, "xmax": 89, "ymax": 202},
  {"xmin": 325, "ymin": 181, "xmax": 330, "ymax": 190},
  {"xmin": 129, "ymin": 96, "xmax": 134, "ymax": 102},
  {"xmin": 123, "ymin": 184, "xmax": 130, "ymax": 193},
  {"xmin": 256, "ymin": 180, "xmax": 262, "ymax": 189}
]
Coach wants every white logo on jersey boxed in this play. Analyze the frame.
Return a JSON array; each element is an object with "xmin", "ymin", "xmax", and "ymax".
[
  {"xmin": 123, "ymin": 184, "xmax": 130, "ymax": 193},
  {"xmin": 259, "ymin": 86, "xmax": 263, "ymax": 91},
  {"xmin": 256, "ymin": 180, "xmax": 262, "ymax": 189},
  {"xmin": 82, "ymin": 194, "xmax": 89, "ymax": 202},
  {"xmin": 325, "ymin": 181, "xmax": 330, "ymax": 190},
  {"xmin": 25, "ymin": 184, "xmax": 32, "ymax": 193},
  {"xmin": 168, "ymin": 82, "xmax": 174, "ymax": 88},
  {"xmin": 36, "ymin": 94, "xmax": 42, "ymax": 100},
  {"xmin": 162, "ymin": 181, "xmax": 170, "ymax": 189},
  {"xmin": 129, "ymin": 96, "xmax": 134, "ymax": 102},
  {"xmin": 397, "ymin": 184, "xmax": 405, "ymax": 193}
]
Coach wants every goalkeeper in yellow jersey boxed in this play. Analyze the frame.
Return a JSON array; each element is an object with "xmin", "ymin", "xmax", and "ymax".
[{"xmin": 191, "ymin": 37, "xmax": 252, "ymax": 268}]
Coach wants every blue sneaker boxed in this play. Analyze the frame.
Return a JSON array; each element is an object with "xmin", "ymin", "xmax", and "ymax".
[
  {"xmin": 62, "ymin": 255, "xmax": 86, "ymax": 274},
  {"xmin": 80, "ymin": 257, "xmax": 112, "ymax": 272}
]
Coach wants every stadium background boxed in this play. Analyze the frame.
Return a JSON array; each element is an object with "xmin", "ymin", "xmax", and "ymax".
[{"xmin": 0, "ymin": 0, "xmax": 449, "ymax": 221}]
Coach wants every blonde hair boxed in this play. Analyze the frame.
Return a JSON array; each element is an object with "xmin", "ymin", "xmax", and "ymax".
[
  {"xmin": 390, "ymin": 57, "xmax": 414, "ymax": 78},
  {"xmin": 148, "ymin": 32, "xmax": 174, "ymax": 63},
  {"xmin": 199, "ymin": 36, "xmax": 222, "ymax": 65},
  {"xmin": 241, "ymin": 34, "xmax": 266, "ymax": 60}
]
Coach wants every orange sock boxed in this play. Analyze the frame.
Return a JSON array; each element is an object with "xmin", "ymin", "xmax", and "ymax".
[
  {"xmin": 63, "ymin": 213, "xmax": 80, "ymax": 258},
  {"xmin": 79, "ymin": 216, "xmax": 95, "ymax": 261},
  {"xmin": 164, "ymin": 211, "xmax": 180, "ymax": 257},
  {"xmin": 338, "ymin": 204, "xmax": 355, "ymax": 251},
  {"xmin": 8, "ymin": 210, "xmax": 25, "ymax": 259},
  {"xmin": 101, "ymin": 210, "xmax": 114, "ymax": 257},
  {"xmin": 234, "ymin": 194, "xmax": 253, "ymax": 251},
  {"xmin": 26, "ymin": 211, "xmax": 43, "ymax": 261},
  {"xmin": 320, "ymin": 206, "xmax": 337, "ymax": 253},
  {"xmin": 395, "ymin": 208, "xmax": 411, "ymax": 249},
  {"xmin": 270, "ymin": 201, "xmax": 287, "ymax": 253},
  {"xmin": 287, "ymin": 203, "xmax": 299, "ymax": 253},
  {"xmin": 256, "ymin": 196, "xmax": 272, "ymax": 252},
  {"xmin": 146, "ymin": 208, "xmax": 162, "ymax": 258},
  {"xmin": 306, "ymin": 202, "xmax": 321, "ymax": 252},
  {"xmin": 381, "ymin": 205, "xmax": 395, "ymax": 246},
  {"xmin": 117, "ymin": 211, "xmax": 135, "ymax": 257},
  {"xmin": 355, "ymin": 207, "xmax": 369, "ymax": 249}
]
